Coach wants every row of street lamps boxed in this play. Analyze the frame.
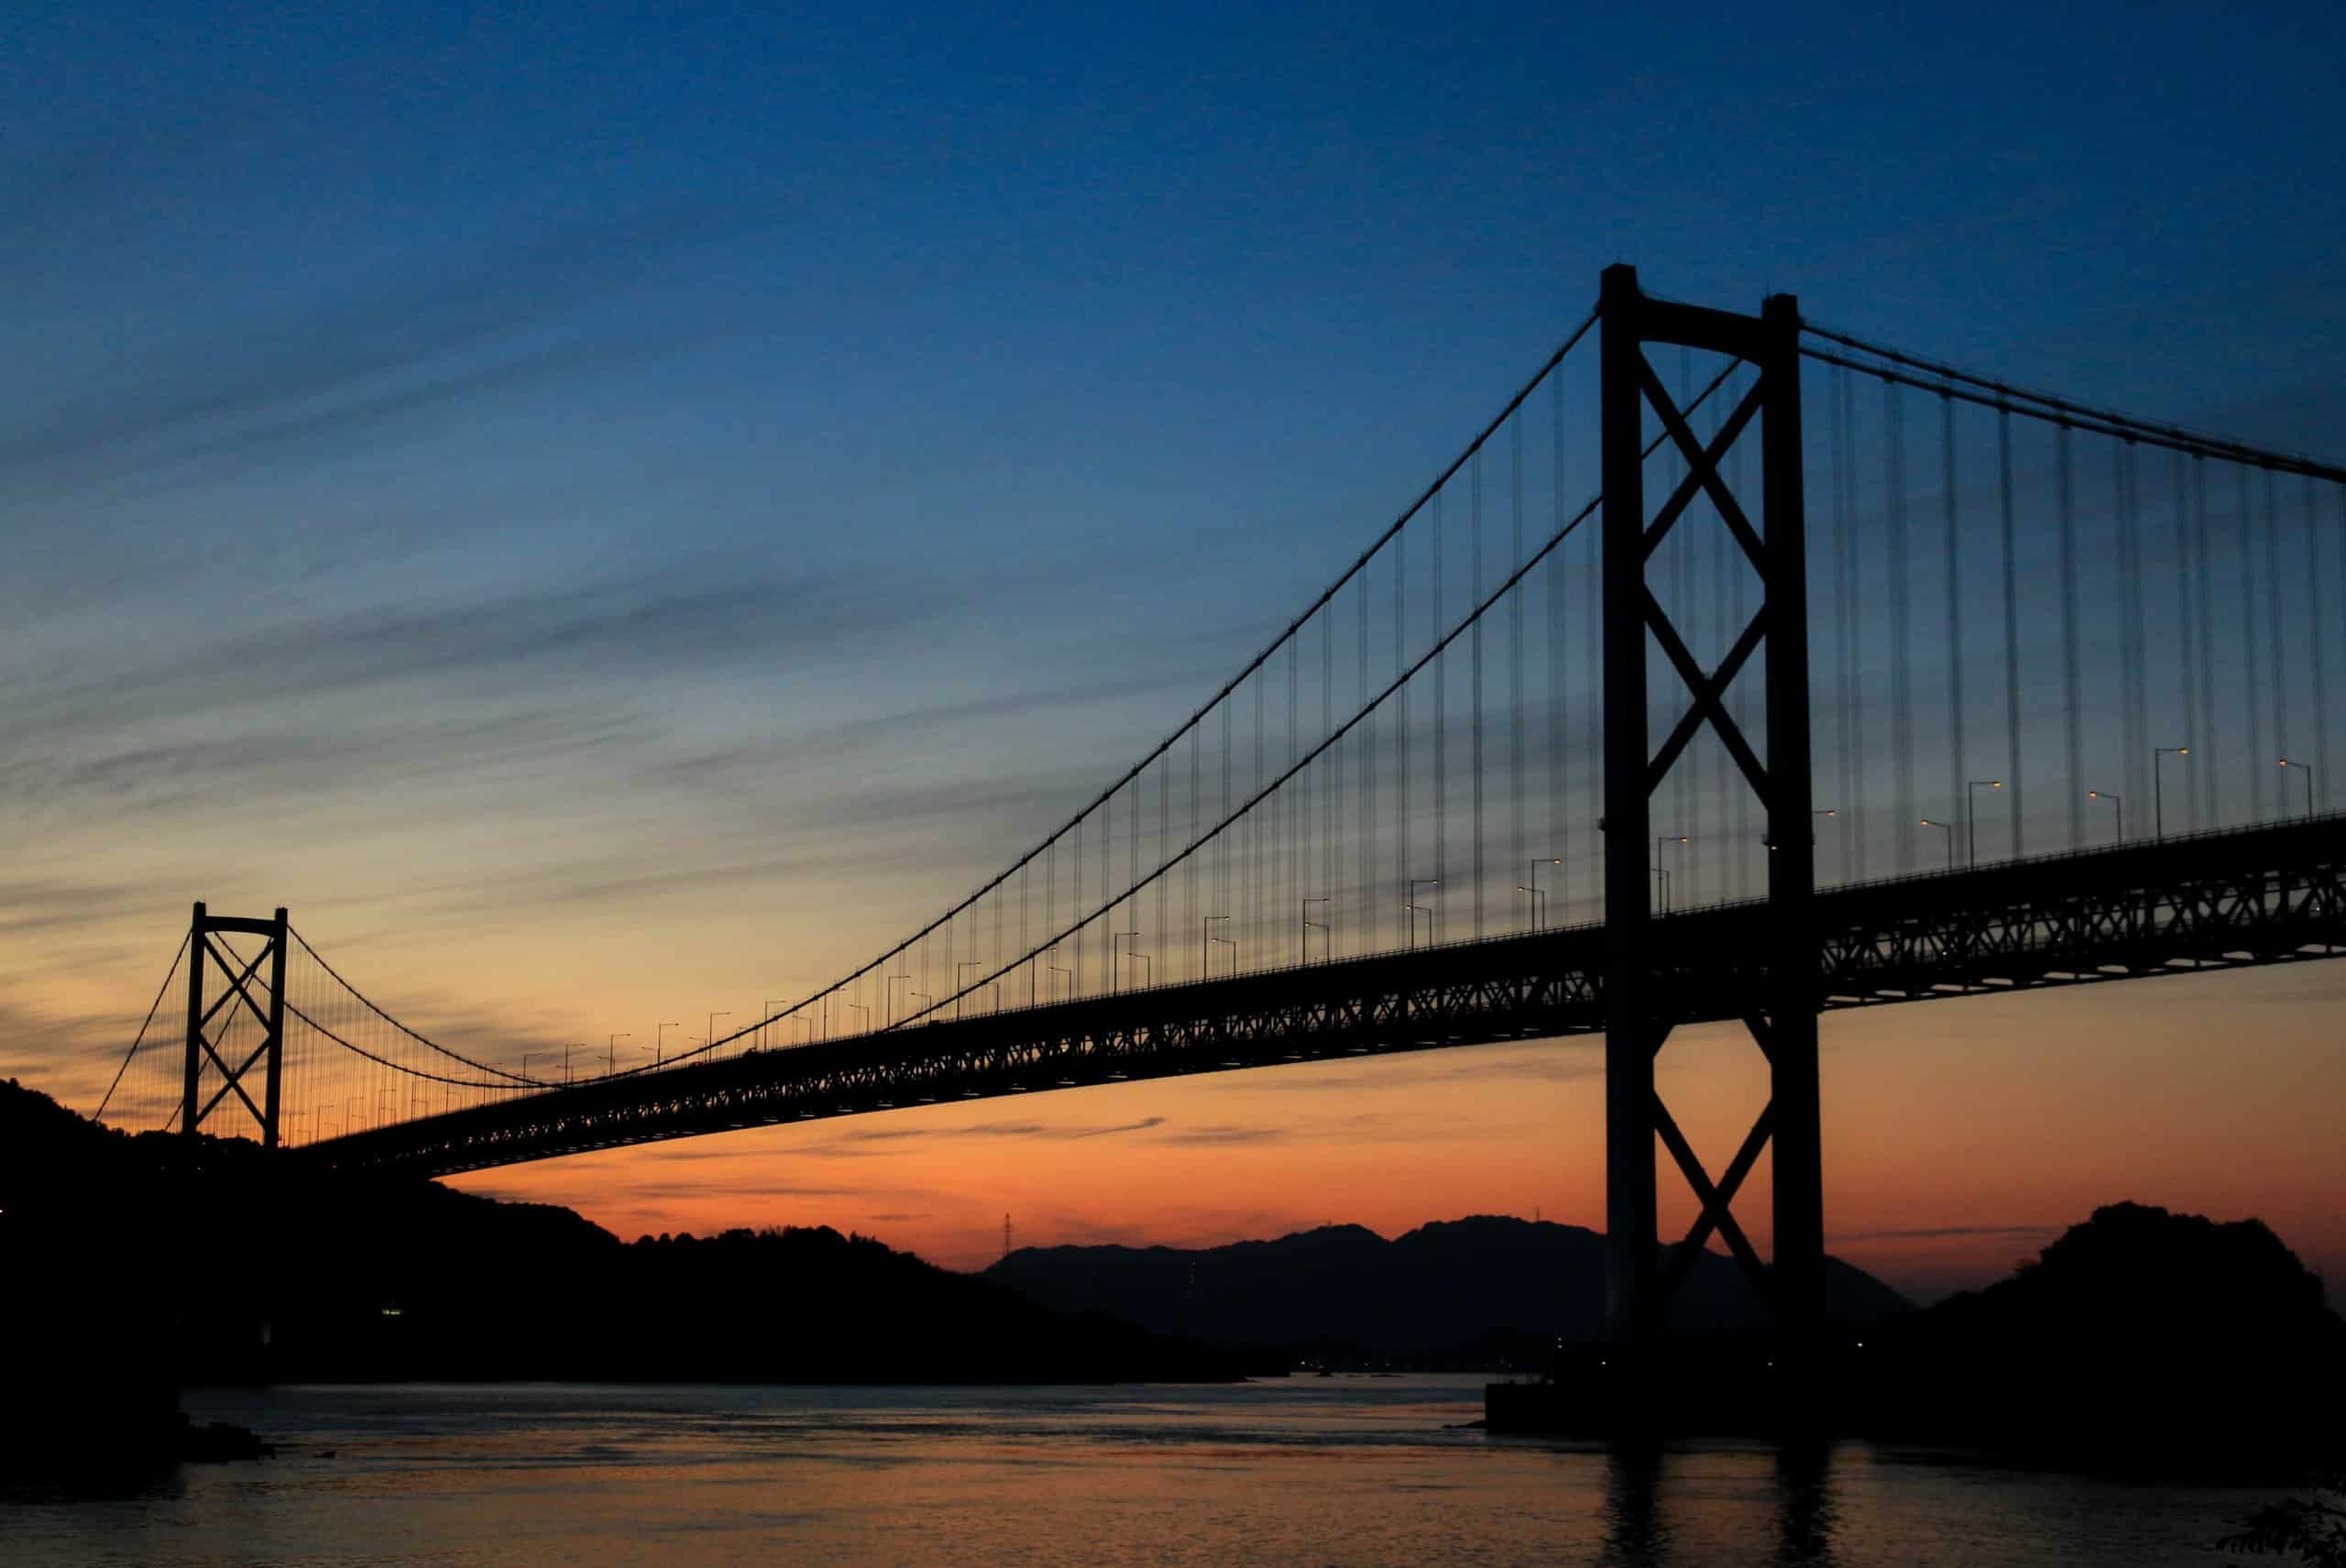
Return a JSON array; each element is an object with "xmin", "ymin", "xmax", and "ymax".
[{"xmin": 488, "ymin": 746, "xmax": 2319, "ymax": 1088}]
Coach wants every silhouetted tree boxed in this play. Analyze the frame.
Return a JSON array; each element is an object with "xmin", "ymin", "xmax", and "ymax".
[{"xmin": 2221, "ymin": 1473, "xmax": 2346, "ymax": 1564}]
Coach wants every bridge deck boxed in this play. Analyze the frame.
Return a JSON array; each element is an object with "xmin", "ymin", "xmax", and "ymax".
[{"xmin": 320, "ymin": 816, "xmax": 2346, "ymax": 1176}]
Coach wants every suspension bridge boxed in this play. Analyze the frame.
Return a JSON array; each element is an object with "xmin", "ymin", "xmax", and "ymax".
[{"xmin": 90, "ymin": 266, "xmax": 2346, "ymax": 1349}]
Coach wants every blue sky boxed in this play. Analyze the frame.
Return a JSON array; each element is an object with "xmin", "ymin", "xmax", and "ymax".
[{"xmin": 5, "ymin": 0, "xmax": 2344, "ymax": 1283}]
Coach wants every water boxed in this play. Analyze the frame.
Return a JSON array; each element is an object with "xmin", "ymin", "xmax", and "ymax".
[{"xmin": 2, "ymin": 1379, "xmax": 2278, "ymax": 1565}]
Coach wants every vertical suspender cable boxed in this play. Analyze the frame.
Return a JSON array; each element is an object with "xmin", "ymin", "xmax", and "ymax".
[
  {"xmin": 1583, "ymin": 474, "xmax": 1600, "ymax": 918},
  {"xmin": 1710, "ymin": 384, "xmax": 1727, "ymax": 904},
  {"xmin": 1395, "ymin": 526, "xmax": 1409, "ymax": 950},
  {"xmin": 1434, "ymin": 489, "xmax": 1447, "ymax": 941},
  {"xmin": 2119, "ymin": 442, "xmax": 2148, "ymax": 807},
  {"xmin": 2308, "ymin": 477, "xmax": 2331, "ymax": 809},
  {"xmin": 1729, "ymin": 367, "xmax": 1750, "ymax": 896},
  {"xmin": 1550, "ymin": 372, "xmax": 1566, "ymax": 915},
  {"xmin": 2058, "ymin": 423, "xmax": 2082, "ymax": 850},
  {"xmin": 1999, "ymin": 407, "xmax": 2023, "ymax": 858},
  {"xmin": 1941, "ymin": 392, "xmax": 1965, "ymax": 853},
  {"xmin": 2265, "ymin": 470, "xmax": 2288, "ymax": 806},
  {"xmin": 1844, "ymin": 368, "xmax": 1867, "ymax": 882},
  {"xmin": 1830, "ymin": 363, "xmax": 1853, "ymax": 883},
  {"xmin": 2173, "ymin": 451, "xmax": 2199, "ymax": 831},
  {"xmin": 2238, "ymin": 468, "xmax": 2264, "ymax": 821},
  {"xmin": 1472, "ymin": 450, "xmax": 1485, "ymax": 940},
  {"xmin": 1356, "ymin": 573, "xmax": 1370, "ymax": 953},
  {"xmin": 2193, "ymin": 460, "xmax": 2219, "ymax": 823},
  {"xmin": 1886, "ymin": 379, "xmax": 1914, "ymax": 872},
  {"xmin": 1510, "ymin": 414, "xmax": 1526, "ymax": 929}
]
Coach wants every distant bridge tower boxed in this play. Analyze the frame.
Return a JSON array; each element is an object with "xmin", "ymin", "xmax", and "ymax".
[
  {"xmin": 181, "ymin": 901, "xmax": 291, "ymax": 1148},
  {"xmin": 1599, "ymin": 267, "xmax": 1820, "ymax": 1354}
]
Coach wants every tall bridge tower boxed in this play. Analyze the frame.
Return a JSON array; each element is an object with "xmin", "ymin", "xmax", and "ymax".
[
  {"xmin": 181, "ymin": 901, "xmax": 291, "ymax": 1148},
  {"xmin": 1599, "ymin": 267, "xmax": 1820, "ymax": 1351}
]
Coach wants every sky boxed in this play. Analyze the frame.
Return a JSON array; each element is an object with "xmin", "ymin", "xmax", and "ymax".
[{"xmin": 5, "ymin": 1, "xmax": 2345, "ymax": 1303}]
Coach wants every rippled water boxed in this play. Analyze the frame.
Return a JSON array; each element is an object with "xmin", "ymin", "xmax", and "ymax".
[{"xmin": 1, "ymin": 1379, "xmax": 2277, "ymax": 1565}]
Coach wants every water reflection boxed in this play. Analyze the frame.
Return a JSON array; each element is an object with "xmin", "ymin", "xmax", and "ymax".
[
  {"xmin": 1771, "ymin": 1439, "xmax": 1840, "ymax": 1565},
  {"xmin": 1599, "ymin": 1442, "xmax": 1672, "ymax": 1563},
  {"xmin": 1597, "ymin": 1438, "xmax": 1843, "ymax": 1565}
]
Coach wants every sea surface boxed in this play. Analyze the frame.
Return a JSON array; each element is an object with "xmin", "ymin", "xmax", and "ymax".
[{"xmin": 2, "ymin": 1377, "xmax": 2281, "ymax": 1566}]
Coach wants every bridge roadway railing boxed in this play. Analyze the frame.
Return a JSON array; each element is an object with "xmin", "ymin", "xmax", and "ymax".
[{"xmin": 321, "ymin": 816, "xmax": 2346, "ymax": 1177}]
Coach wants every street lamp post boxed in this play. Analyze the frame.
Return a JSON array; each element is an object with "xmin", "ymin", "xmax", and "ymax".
[
  {"xmin": 846, "ymin": 1001, "xmax": 870, "ymax": 1031},
  {"xmin": 1514, "ymin": 883, "xmax": 1548, "ymax": 927},
  {"xmin": 762, "ymin": 1000, "xmax": 789, "ymax": 1052},
  {"xmin": 1918, "ymin": 818, "xmax": 1954, "ymax": 872},
  {"xmin": 2280, "ymin": 757, "xmax": 2315, "ymax": 821},
  {"xmin": 884, "ymin": 974, "xmax": 911, "ymax": 1026},
  {"xmin": 565, "ymin": 1043, "xmax": 585, "ymax": 1084},
  {"xmin": 606, "ymin": 1033, "xmax": 630, "ymax": 1076},
  {"xmin": 707, "ymin": 1011, "xmax": 732, "ymax": 1058},
  {"xmin": 1201, "ymin": 916, "xmax": 1228, "ymax": 978},
  {"xmin": 1654, "ymin": 836, "xmax": 1686, "ymax": 914},
  {"xmin": 1210, "ymin": 934, "xmax": 1237, "ymax": 977},
  {"xmin": 1966, "ymin": 780, "xmax": 2003, "ymax": 866},
  {"xmin": 1113, "ymin": 932, "xmax": 1140, "ymax": 992},
  {"xmin": 1524, "ymin": 857, "xmax": 1562, "ymax": 931},
  {"xmin": 956, "ymin": 963, "xmax": 985, "ymax": 1019},
  {"xmin": 2153, "ymin": 749, "xmax": 2190, "ymax": 839},
  {"xmin": 1047, "ymin": 965, "xmax": 1073, "ymax": 1001},
  {"xmin": 1405, "ymin": 880, "xmax": 1439, "ymax": 948},
  {"xmin": 1301, "ymin": 897, "xmax": 1330, "ymax": 962},
  {"xmin": 2087, "ymin": 791, "xmax": 2123, "ymax": 845},
  {"xmin": 656, "ymin": 1021, "xmax": 679, "ymax": 1065},
  {"xmin": 1650, "ymin": 864, "xmax": 1670, "ymax": 913}
]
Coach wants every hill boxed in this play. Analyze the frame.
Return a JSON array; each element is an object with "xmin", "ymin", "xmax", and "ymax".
[
  {"xmin": 0, "ymin": 1075, "xmax": 1246, "ymax": 1477},
  {"xmin": 1860, "ymin": 1201, "xmax": 2346, "ymax": 1474},
  {"xmin": 987, "ymin": 1214, "xmax": 1911, "ymax": 1365}
]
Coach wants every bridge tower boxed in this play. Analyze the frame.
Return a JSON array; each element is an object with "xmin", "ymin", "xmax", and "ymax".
[
  {"xmin": 1598, "ymin": 268, "xmax": 1820, "ymax": 1354},
  {"xmin": 181, "ymin": 901, "xmax": 291, "ymax": 1148}
]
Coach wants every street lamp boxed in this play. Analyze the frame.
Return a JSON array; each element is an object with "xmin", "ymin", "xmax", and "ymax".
[
  {"xmin": 707, "ymin": 1011, "xmax": 732, "ymax": 1058},
  {"xmin": 762, "ymin": 1000, "xmax": 789, "ymax": 1052},
  {"xmin": 1650, "ymin": 864, "xmax": 1671, "ymax": 912},
  {"xmin": 606, "ymin": 1033, "xmax": 631, "ymax": 1075},
  {"xmin": 1405, "ymin": 880, "xmax": 1439, "ymax": 948},
  {"xmin": 956, "ymin": 963, "xmax": 986, "ymax": 1019},
  {"xmin": 1514, "ymin": 883, "xmax": 1548, "ymax": 927},
  {"xmin": 2086, "ymin": 791, "xmax": 2123, "ymax": 845},
  {"xmin": 565, "ymin": 1043, "xmax": 586, "ymax": 1084},
  {"xmin": 1301, "ymin": 897, "xmax": 1330, "ymax": 963},
  {"xmin": 846, "ymin": 1002, "xmax": 871, "ymax": 1031},
  {"xmin": 1113, "ymin": 932, "xmax": 1140, "ymax": 992},
  {"xmin": 1210, "ymin": 934, "xmax": 1238, "ymax": 977},
  {"xmin": 1524, "ymin": 857, "xmax": 1562, "ymax": 931},
  {"xmin": 1655, "ymin": 837, "xmax": 1687, "ymax": 914},
  {"xmin": 2280, "ymin": 757, "xmax": 2315, "ymax": 821},
  {"xmin": 1047, "ymin": 965, "xmax": 1073, "ymax": 1001},
  {"xmin": 884, "ymin": 974, "xmax": 911, "ymax": 1026},
  {"xmin": 2152, "ymin": 750, "xmax": 2189, "ymax": 839},
  {"xmin": 1965, "ymin": 780, "xmax": 2002, "ymax": 866},
  {"xmin": 1918, "ymin": 818, "xmax": 1954, "ymax": 872},
  {"xmin": 1122, "ymin": 941, "xmax": 1150, "ymax": 988},
  {"xmin": 1201, "ymin": 915, "xmax": 1228, "ymax": 977}
]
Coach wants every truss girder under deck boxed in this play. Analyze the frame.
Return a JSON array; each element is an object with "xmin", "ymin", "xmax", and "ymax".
[{"xmin": 316, "ymin": 817, "xmax": 2346, "ymax": 1179}]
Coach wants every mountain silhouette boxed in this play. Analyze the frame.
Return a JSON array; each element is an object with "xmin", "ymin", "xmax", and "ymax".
[
  {"xmin": 987, "ymin": 1214, "xmax": 1910, "ymax": 1362},
  {"xmin": 1862, "ymin": 1201, "xmax": 2346, "ymax": 1474}
]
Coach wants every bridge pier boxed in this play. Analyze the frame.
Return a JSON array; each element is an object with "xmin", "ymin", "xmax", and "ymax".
[{"xmin": 1599, "ymin": 266, "xmax": 1822, "ymax": 1367}]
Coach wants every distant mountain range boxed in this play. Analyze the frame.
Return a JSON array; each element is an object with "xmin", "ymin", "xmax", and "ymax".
[{"xmin": 986, "ymin": 1215, "xmax": 1911, "ymax": 1359}]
